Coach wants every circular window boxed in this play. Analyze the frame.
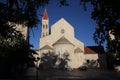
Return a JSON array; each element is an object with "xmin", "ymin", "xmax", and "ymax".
[{"xmin": 61, "ymin": 29, "xmax": 65, "ymax": 34}]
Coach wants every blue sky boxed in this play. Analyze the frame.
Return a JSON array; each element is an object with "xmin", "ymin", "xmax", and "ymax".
[{"xmin": 30, "ymin": 0, "xmax": 105, "ymax": 49}]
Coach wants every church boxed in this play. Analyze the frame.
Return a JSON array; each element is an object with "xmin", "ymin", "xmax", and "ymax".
[{"xmin": 36, "ymin": 9, "xmax": 106, "ymax": 70}]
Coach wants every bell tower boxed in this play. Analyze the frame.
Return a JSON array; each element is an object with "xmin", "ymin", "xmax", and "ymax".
[{"xmin": 41, "ymin": 9, "xmax": 49, "ymax": 37}]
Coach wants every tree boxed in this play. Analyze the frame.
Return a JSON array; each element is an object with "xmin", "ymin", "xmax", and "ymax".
[
  {"xmin": 0, "ymin": 0, "xmax": 70, "ymax": 74},
  {"xmin": 0, "ymin": 0, "xmax": 49, "ymax": 42},
  {"xmin": 40, "ymin": 52, "xmax": 58, "ymax": 70},
  {"xmin": 39, "ymin": 52, "xmax": 70, "ymax": 70},
  {"xmin": 80, "ymin": 0, "xmax": 120, "ymax": 67},
  {"xmin": 0, "ymin": 0, "xmax": 49, "ymax": 75}
]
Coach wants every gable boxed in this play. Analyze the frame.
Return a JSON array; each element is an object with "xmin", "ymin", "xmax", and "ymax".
[
  {"xmin": 50, "ymin": 18, "xmax": 74, "ymax": 38},
  {"xmin": 53, "ymin": 36, "xmax": 74, "ymax": 46},
  {"xmin": 51, "ymin": 18, "xmax": 74, "ymax": 29},
  {"xmin": 74, "ymin": 47, "xmax": 83, "ymax": 53},
  {"xmin": 40, "ymin": 45, "xmax": 53, "ymax": 50}
]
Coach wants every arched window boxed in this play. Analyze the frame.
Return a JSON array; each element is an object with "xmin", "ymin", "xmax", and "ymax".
[
  {"xmin": 46, "ymin": 24, "xmax": 47, "ymax": 29},
  {"xmin": 43, "ymin": 33, "xmax": 45, "ymax": 37},
  {"xmin": 43, "ymin": 24, "xmax": 45, "ymax": 29}
]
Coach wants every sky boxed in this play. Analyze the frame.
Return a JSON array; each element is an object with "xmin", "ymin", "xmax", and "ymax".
[{"xmin": 30, "ymin": 0, "xmax": 106, "ymax": 49}]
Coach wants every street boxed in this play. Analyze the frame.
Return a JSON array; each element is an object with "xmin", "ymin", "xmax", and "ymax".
[
  {"xmin": 18, "ymin": 67, "xmax": 120, "ymax": 80},
  {"xmin": 0, "ymin": 67, "xmax": 120, "ymax": 80}
]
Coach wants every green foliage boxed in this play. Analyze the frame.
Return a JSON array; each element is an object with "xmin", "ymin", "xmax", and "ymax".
[
  {"xmin": 81, "ymin": 0, "xmax": 120, "ymax": 45},
  {"xmin": 0, "ymin": 0, "xmax": 71, "ymax": 72},
  {"xmin": 80, "ymin": 0, "xmax": 120, "ymax": 65},
  {"xmin": 0, "ymin": 0, "xmax": 49, "ymax": 28},
  {"xmin": 0, "ymin": 0, "xmax": 49, "ymax": 73},
  {"xmin": 0, "ymin": 27, "xmax": 28, "ymax": 63},
  {"xmin": 40, "ymin": 52, "xmax": 58, "ymax": 70}
]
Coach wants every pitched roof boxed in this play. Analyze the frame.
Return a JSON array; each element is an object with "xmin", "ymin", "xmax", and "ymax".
[
  {"xmin": 51, "ymin": 18, "xmax": 74, "ymax": 30},
  {"xmin": 53, "ymin": 36, "xmax": 74, "ymax": 46},
  {"xmin": 40, "ymin": 45, "xmax": 53, "ymax": 50},
  {"xmin": 84, "ymin": 46, "xmax": 105, "ymax": 54},
  {"xmin": 84, "ymin": 47, "xmax": 97, "ymax": 54},
  {"xmin": 74, "ymin": 47, "xmax": 83, "ymax": 53},
  {"xmin": 42, "ymin": 9, "xmax": 48, "ymax": 20}
]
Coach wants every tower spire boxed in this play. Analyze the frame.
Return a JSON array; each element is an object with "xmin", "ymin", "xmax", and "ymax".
[
  {"xmin": 41, "ymin": 9, "xmax": 49, "ymax": 37},
  {"xmin": 43, "ymin": 9, "xmax": 48, "ymax": 20}
]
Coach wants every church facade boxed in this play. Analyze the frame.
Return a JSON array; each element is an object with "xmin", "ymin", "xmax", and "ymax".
[{"xmin": 36, "ymin": 9, "xmax": 106, "ymax": 69}]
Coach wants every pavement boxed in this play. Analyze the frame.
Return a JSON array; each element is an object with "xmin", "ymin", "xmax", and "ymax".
[
  {"xmin": 22, "ymin": 67, "xmax": 120, "ymax": 80},
  {"xmin": 0, "ymin": 67, "xmax": 120, "ymax": 80}
]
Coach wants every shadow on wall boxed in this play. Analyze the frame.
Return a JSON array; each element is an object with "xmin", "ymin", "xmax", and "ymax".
[
  {"xmin": 84, "ymin": 46, "xmax": 107, "ymax": 69},
  {"xmin": 84, "ymin": 59, "xmax": 99, "ymax": 68},
  {"xmin": 39, "ymin": 51, "xmax": 71, "ymax": 70},
  {"xmin": 84, "ymin": 54, "xmax": 107, "ymax": 69}
]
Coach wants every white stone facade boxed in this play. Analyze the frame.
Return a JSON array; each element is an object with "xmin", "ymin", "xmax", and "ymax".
[
  {"xmin": 37, "ymin": 10, "xmax": 105, "ymax": 69},
  {"xmin": 39, "ymin": 17, "xmax": 84, "ymax": 69},
  {"xmin": 38, "ymin": 9, "xmax": 85, "ymax": 69}
]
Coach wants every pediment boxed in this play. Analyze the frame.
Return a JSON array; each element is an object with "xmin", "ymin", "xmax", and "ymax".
[
  {"xmin": 40, "ymin": 45, "xmax": 53, "ymax": 50},
  {"xmin": 51, "ymin": 18, "xmax": 74, "ymax": 30},
  {"xmin": 74, "ymin": 47, "xmax": 83, "ymax": 53},
  {"xmin": 53, "ymin": 36, "xmax": 74, "ymax": 45}
]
